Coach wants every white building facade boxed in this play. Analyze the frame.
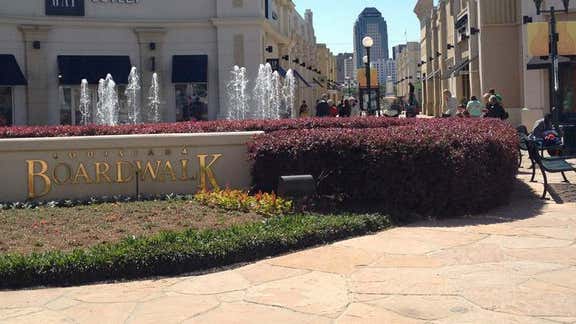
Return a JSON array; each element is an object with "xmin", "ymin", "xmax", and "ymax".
[{"xmin": 0, "ymin": 0, "xmax": 327, "ymax": 126}]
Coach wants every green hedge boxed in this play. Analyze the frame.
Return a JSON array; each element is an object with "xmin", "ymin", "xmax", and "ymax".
[{"xmin": 0, "ymin": 214, "xmax": 391, "ymax": 289}]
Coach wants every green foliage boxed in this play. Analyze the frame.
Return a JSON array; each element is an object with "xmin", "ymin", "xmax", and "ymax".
[
  {"xmin": 194, "ymin": 189, "xmax": 293, "ymax": 217},
  {"xmin": 0, "ymin": 213, "xmax": 391, "ymax": 289}
]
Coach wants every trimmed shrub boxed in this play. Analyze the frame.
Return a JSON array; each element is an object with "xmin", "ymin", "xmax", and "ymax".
[
  {"xmin": 194, "ymin": 189, "xmax": 293, "ymax": 217},
  {"xmin": 0, "ymin": 213, "xmax": 391, "ymax": 289},
  {"xmin": 0, "ymin": 117, "xmax": 413, "ymax": 139},
  {"xmin": 248, "ymin": 118, "xmax": 519, "ymax": 218}
]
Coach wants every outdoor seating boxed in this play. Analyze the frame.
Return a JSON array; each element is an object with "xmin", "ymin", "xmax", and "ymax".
[{"xmin": 526, "ymin": 139, "xmax": 575, "ymax": 199}]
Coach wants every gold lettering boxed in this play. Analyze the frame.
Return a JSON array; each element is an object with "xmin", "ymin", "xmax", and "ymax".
[
  {"xmin": 181, "ymin": 147, "xmax": 188, "ymax": 156},
  {"xmin": 118, "ymin": 150, "xmax": 125, "ymax": 158},
  {"xmin": 87, "ymin": 151, "xmax": 95, "ymax": 159},
  {"xmin": 160, "ymin": 161, "xmax": 178, "ymax": 182},
  {"xmin": 197, "ymin": 154, "xmax": 222, "ymax": 190},
  {"xmin": 95, "ymin": 162, "xmax": 113, "ymax": 183},
  {"xmin": 135, "ymin": 161, "xmax": 162, "ymax": 181},
  {"xmin": 179, "ymin": 159, "xmax": 195, "ymax": 181},
  {"xmin": 68, "ymin": 152, "xmax": 78, "ymax": 160},
  {"xmin": 116, "ymin": 161, "xmax": 134, "ymax": 183},
  {"xmin": 27, "ymin": 160, "xmax": 52, "ymax": 199},
  {"xmin": 73, "ymin": 163, "xmax": 93, "ymax": 184},
  {"xmin": 52, "ymin": 163, "xmax": 72, "ymax": 185}
]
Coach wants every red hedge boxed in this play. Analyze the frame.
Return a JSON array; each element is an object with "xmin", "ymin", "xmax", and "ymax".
[
  {"xmin": 247, "ymin": 118, "xmax": 519, "ymax": 218},
  {"xmin": 0, "ymin": 117, "xmax": 414, "ymax": 138}
]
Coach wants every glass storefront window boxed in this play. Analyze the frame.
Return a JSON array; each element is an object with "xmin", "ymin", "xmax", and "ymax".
[
  {"xmin": 60, "ymin": 85, "xmax": 127, "ymax": 125},
  {"xmin": 0, "ymin": 87, "xmax": 13, "ymax": 126},
  {"xmin": 175, "ymin": 83, "xmax": 208, "ymax": 121}
]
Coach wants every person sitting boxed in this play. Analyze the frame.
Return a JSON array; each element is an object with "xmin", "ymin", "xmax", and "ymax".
[
  {"xmin": 299, "ymin": 100, "xmax": 309, "ymax": 118},
  {"xmin": 442, "ymin": 90, "xmax": 458, "ymax": 117},
  {"xmin": 466, "ymin": 96, "xmax": 483, "ymax": 118},
  {"xmin": 485, "ymin": 95, "xmax": 508, "ymax": 120}
]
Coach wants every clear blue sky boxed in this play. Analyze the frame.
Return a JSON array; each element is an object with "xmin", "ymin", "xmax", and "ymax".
[{"xmin": 295, "ymin": 0, "xmax": 421, "ymax": 55}]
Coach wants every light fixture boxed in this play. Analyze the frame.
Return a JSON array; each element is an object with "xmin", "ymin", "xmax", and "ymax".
[
  {"xmin": 436, "ymin": 51, "xmax": 442, "ymax": 57},
  {"xmin": 362, "ymin": 36, "xmax": 374, "ymax": 48},
  {"xmin": 563, "ymin": 0, "xmax": 570, "ymax": 12},
  {"xmin": 293, "ymin": 58, "xmax": 300, "ymax": 64},
  {"xmin": 447, "ymin": 44, "xmax": 454, "ymax": 50},
  {"xmin": 265, "ymin": 46, "xmax": 273, "ymax": 53},
  {"xmin": 470, "ymin": 27, "xmax": 480, "ymax": 35},
  {"xmin": 363, "ymin": 55, "xmax": 368, "ymax": 64},
  {"xmin": 533, "ymin": 0, "xmax": 544, "ymax": 14},
  {"xmin": 282, "ymin": 55, "xmax": 289, "ymax": 61}
]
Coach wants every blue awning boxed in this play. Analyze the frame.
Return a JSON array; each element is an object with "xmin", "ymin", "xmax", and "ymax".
[
  {"xmin": 57, "ymin": 56, "xmax": 132, "ymax": 85},
  {"xmin": 277, "ymin": 66, "xmax": 287, "ymax": 78},
  {"xmin": 0, "ymin": 55, "xmax": 27, "ymax": 86},
  {"xmin": 172, "ymin": 55, "xmax": 208, "ymax": 83},
  {"xmin": 293, "ymin": 69, "xmax": 311, "ymax": 88}
]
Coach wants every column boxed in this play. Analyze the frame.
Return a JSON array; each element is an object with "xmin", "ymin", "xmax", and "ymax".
[
  {"xmin": 468, "ymin": 0, "xmax": 482, "ymax": 98},
  {"xmin": 19, "ymin": 25, "xmax": 51, "ymax": 125},
  {"xmin": 135, "ymin": 28, "xmax": 166, "ymax": 120}
]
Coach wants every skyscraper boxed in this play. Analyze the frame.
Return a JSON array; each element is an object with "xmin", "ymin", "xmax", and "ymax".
[
  {"xmin": 336, "ymin": 53, "xmax": 354, "ymax": 83},
  {"xmin": 353, "ymin": 8, "xmax": 389, "ymax": 69}
]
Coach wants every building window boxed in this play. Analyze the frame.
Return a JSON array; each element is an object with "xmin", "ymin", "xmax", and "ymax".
[
  {"xmin": 59, "ymin": 85, "xmax": 128, "ymax": 125},
  {"xmin": 175, "ymin": 83, "xmax": 208, "ymax": 121},
  {"xmin": 0, "ymin": 87, "xmax": 13, "ymax": 126}
]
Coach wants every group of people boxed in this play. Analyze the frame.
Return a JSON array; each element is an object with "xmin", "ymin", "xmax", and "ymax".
[
  {"xmin": 299, "ymin": 95, "xmax": 360, "ymax": 118},
  {"xmin": 443, "ymin": 88, "xmax": 508, "ymax": 120}
]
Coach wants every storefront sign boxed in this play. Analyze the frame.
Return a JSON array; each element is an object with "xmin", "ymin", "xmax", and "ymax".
[
  {"xmin": 357, "ymin": 67, "xmax": 379, "ymax": 88},
  {"xmin": 527, "ymin": 22, "xmax": 576, "ymax": 56},
  {"xmin": 0, "ymin": 132, "xmax": 259, "ymax": 202},
  {"xmin": 45, "ymin": 0, "xmax": 85, "ymax": 16},
  {"xmin": 26, "ymin": 151, "xmax": 222, "ymax": 199}
]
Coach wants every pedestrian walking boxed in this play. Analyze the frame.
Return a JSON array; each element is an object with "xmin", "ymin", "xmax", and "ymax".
[{"xmin": 315, "ymin": 95, "xmax": 330, "ymax": 117}]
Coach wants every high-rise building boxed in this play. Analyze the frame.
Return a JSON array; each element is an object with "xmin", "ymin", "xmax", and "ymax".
[
  {"xmin": 336, "ymin": 53, "xmax": 354, "ymax": 83},
  {"xmin": 373, "ymin": 59, "xmax": 397, "ymax": 86},
  {"xmin": 353, "ymin": 7, "xmax": 389, "ymax": 69},
  {"xmin": 344, "ymin": 57, "xmax": 355, "ymax": 80},
  {"xmin": 392, "ymin": 45, "xmax": 407, "ymax": 61}
]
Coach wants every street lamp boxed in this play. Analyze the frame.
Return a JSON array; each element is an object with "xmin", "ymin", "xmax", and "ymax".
[
  {"xmin": 533, "ymin": 0, "xmax": 571, "ymax": 126},
  {"xmin": 362, "ymin": 36, "xmax": 374, "ymax": 115}
]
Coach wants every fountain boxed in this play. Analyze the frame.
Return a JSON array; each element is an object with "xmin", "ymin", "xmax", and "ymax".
[
  {"xmin": 148, "ymin": 73, "xmax": 161, "ymax": 123},
  {"xmin": 79, "ymin": 79, "xmax": 91, "ymax": 125},
  {"xmin": 125, "ymin": 67, "xmax": 141, "ymax": 124},
  {"xmin": 270, "ymin": 71, "xmax": 282, "ymax": 120},
  {"xmin": 282, "ymin": 69, "xmax": 296, "ymax": 118},
  {"xmin": 252, "ymin": 63, "xmax": 273, "ymax": 119},
  {"xmin": 94, "ymin": 74, "xmax": 119, "ymax": 126},
  {"xmin": 226, "ymin": 66, "xmax": 250, "ymax": 120}
]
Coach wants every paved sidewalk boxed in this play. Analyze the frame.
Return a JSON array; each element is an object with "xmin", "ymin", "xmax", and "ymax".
[{"xmin": 1, "ymin": 168, "xmax": 575, "ymax": 323}]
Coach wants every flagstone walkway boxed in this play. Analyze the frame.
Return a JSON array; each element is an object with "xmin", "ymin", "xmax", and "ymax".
[{"xmin": 1, "ymin": 167, "xmax": 575, "ymax": 323}]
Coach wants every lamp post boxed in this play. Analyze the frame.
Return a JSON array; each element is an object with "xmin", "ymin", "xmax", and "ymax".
[
  {"xmin": 345, "ymin": 77, "xmax": 351, "ymax": 97},
  {"xmin": 362, "ymin": 36, "xmax": 374, "ymax": 115},
  {"xmin": 533, "ymin": 0, "xmax": 571, "ymax": 126}
]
